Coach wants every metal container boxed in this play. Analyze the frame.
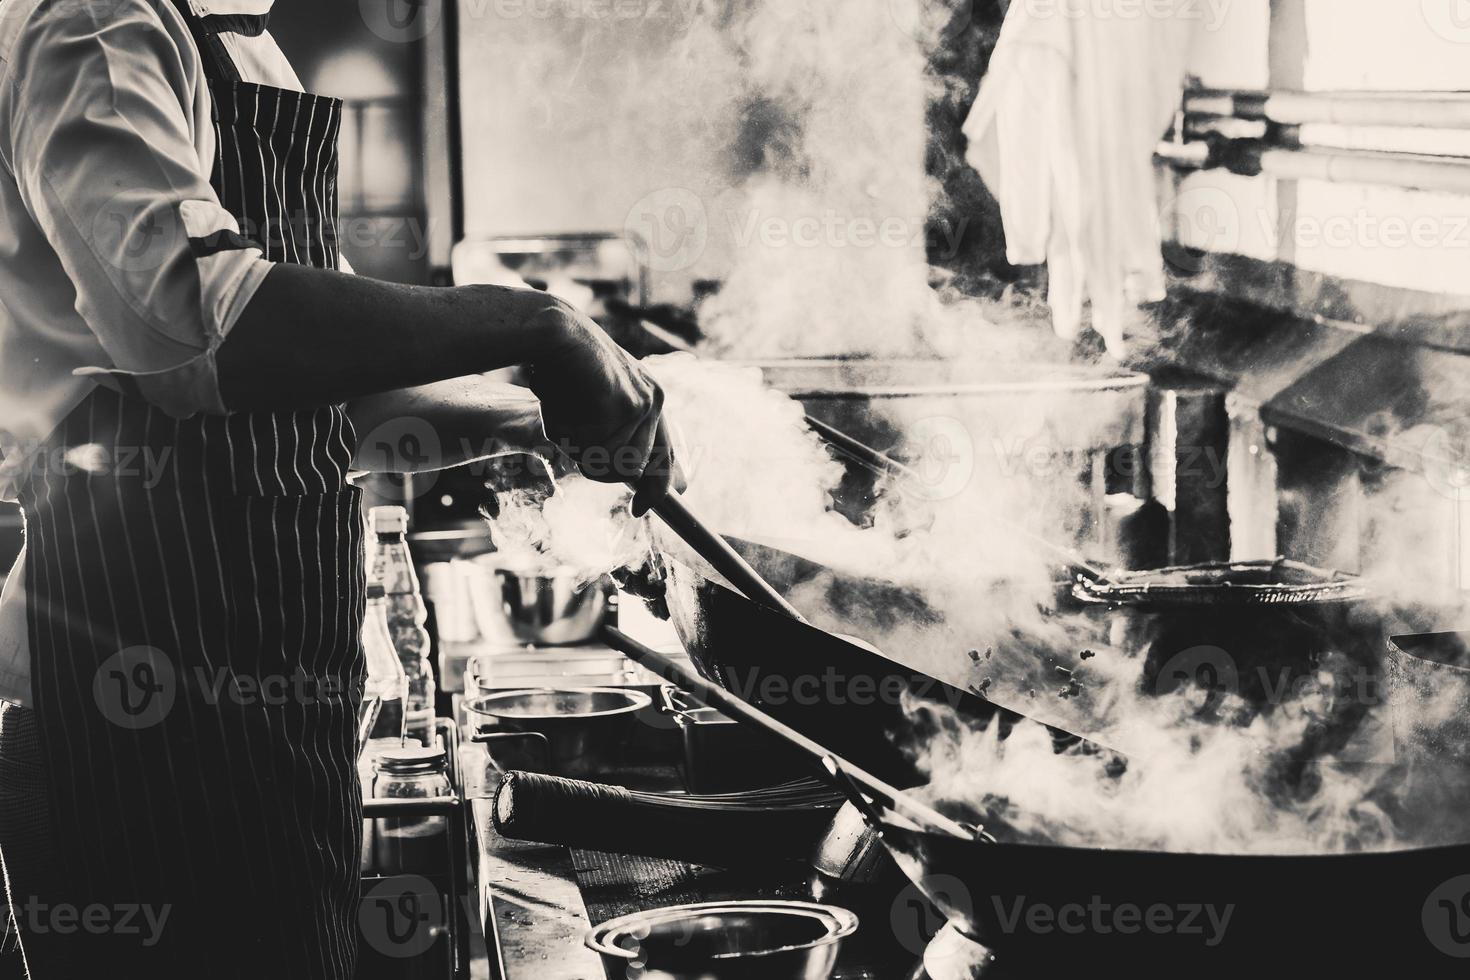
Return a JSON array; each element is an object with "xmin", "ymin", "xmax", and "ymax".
[
  {"xmin": 1383, "ymin": 631, "xmax": 1470, "ymax": 836},
  {"xmin": 1386, "ymin": 631, "xmax": 1470, "ymax": 764},
  {"xmin": 492, "ymin": 566, "xmax": 609, "ymax": 646},
  {"xmin": 658, "ymin": 686, "xmax": 809, "ymax": 793},
  {"xmin": 1073, "ymin": 559, "xmax": 1378, "ymax": 710},
  {"xmin": 585, "ymin": 901, "xmax": 858, "ymax": 980},
  {"xmin": 466, "ymin": 687, "xmax": 651, "ymax": 778},
  {"xmin": 750, "ymin": 357, "xmax": 1148, "ymax": 543}
]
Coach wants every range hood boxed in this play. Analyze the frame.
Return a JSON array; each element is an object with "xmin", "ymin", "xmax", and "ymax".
[
  {"xmin": 1262, "ymin": 334, "xmax": 1469, "ymax": 477},
  {"xmin": 1148, "ymin": 287, "xmax": 1469, "ymax": 473}
]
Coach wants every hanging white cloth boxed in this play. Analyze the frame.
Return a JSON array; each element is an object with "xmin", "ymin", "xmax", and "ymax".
[{"xmin": 963, "ymin": 0, "xmax": 1196, "ymax": 356}]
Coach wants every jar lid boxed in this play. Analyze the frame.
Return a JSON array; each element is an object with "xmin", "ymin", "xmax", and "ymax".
[
  {"xmin": 374, "ymin": 744, "xmax": 447, "ymax": 774},
  {"xmin": 369, "ymin": 505, "xmax": 409, "ymax": 534}
]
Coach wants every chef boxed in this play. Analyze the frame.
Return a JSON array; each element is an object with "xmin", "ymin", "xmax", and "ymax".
[{"xmin": 0, "ymin": 1, "xmax": 677, "ymax": 976}]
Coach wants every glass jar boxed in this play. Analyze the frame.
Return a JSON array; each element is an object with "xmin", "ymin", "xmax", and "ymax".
[{"xmin": 371, "ymin": 744, "xmax": 452, "ymax": 875}]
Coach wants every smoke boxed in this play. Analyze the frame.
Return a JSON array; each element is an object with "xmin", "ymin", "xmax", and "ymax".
[
  {"xmin": 491, "ymin": 0, "xmax": 1470, "ymax": 857},
  {"xmin": 681, "ymin": 0, "xmax": 961, "ymax": 358},
  {"xmin": 646, "ymin": 353, "xmax": 861, "ymax": 550},
  {"xmin": 901, "ymin": 670, "xmax": 1409, "ymax": 855},
  {"xmin": 484, "ymin": 476, "xmax": 647, "ymax": 585},
  {"xmin": 629, "ymin": 355, "xmax": 1470, "ymax": 855}
]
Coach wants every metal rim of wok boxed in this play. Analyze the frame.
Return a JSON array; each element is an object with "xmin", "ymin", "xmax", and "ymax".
[
  {"xmin": 584, "ymin": 901, "xmax": 859, "ymax": 962},
  {"xmin": 1073, "ymin": 558, "xmax": 1369, "ymax": 607},
  {"xmin": 740, "ymin": 357, "xmax": 1151, "ymax": 398},
  {"xmin": 464, "ymin": 687, "xmax": 653, "ymax": 722}
]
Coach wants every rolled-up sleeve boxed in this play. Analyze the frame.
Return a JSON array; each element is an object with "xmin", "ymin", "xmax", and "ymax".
[{"xmin": 0, "ymin": 0, "xmax": 273, "ymax": 417}]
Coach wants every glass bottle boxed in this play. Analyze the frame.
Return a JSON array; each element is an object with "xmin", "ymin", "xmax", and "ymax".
[
  {"xmin": 369, "ymin": 506, "xmax": 437, "ymax": 746},
  {"xmin": 362, "ymin": 582, "xmax": 407, "ymax": 746}
]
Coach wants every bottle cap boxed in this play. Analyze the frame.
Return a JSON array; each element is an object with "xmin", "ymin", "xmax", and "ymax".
[
  {"xmin": 366, "ymin": 582, "xmax": 386, "ymax": 599},
  {"xmin": 369, "ymin": 506, "xmax": 409, "ymax": 534}
]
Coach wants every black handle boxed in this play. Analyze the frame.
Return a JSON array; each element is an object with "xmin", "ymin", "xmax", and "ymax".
[
  {"xmin": 493, "ymin": 770, "xmax": 834, "ymax": 866},
  {"xmin": 600, "ymin": 626, "xmax": 980, "ymax": 842},
  {"xmin": 644, "ymin": 491, "xmax": 807, "ymax": 622}
]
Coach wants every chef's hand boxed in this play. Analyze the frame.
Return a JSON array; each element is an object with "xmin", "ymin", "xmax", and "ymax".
[{"xmin": 525, "ymin": 299, "xmax": 685, "ymax": 517}]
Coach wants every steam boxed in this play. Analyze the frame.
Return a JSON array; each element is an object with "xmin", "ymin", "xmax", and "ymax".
[
  {"xmin": 493, "ymin": 0, "xmax": 1470, "ymax": 857},
  {"xmin": 647, "ymin": 353, "xmax": 859, "ymax": 550},
  {"xmin": 630, "ymin": 355, "xmax": 1470, "ymax": 856},
  {"xmin": 903, "ymin": 669, "xmax": 1403, "ymax": 855},
  {"xmin": 680, "ymin": 0, "xmax": 966, "ymax": 358},
  {"xmin": 485, "ymin": 477, "xmax": 647, "ymax": 585}
]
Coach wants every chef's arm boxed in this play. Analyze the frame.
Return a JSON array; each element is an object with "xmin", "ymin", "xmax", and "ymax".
[
  {"xmin": 344, "ymin": 377, "xmax": 550, "ymax": 474},
  {"xmin": 4, "ymin": 0, "xmax": 670, "ymax": 510},
  {"xmin": 217, "ymin": 263, "xmax": 678, "ymax": 511},
  {"xmin": 219, "ymin": 264, "xmax": 563, "ymax": 410}
]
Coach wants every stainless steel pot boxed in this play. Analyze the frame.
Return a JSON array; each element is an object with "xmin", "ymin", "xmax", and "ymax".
[
  {"xmin": 1386, "ymin": 630, "xmax": 1470, "ymax": 763},
  {"xmin": 492, "ymin": 566, "xmax": 609, "ymax": 646},
  {"xmin": 585, "ymin": 901, "xmax": 858, "ymax": 980},
  {"xmin": 466, "ymin": 687, "xmax": 651, "ymax": 778}
]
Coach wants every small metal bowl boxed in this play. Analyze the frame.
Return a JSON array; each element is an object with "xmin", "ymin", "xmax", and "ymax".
[
  {"xmin": 586, "ymin": 901, "xmax": 858, "ymax": 980},
  {"xmin": 467, "ymin": 687, "xmax": 652, "ymax": 778},
  {"xmin": 494, "ymin": 565, "xmax": 608, "ymax": 646}
]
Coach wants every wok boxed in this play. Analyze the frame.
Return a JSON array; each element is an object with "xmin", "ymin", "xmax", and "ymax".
[
  {"xmin": 874, "ymin": 810, "xmax": 1470, "ymax": 977},
  {"xmin": 656, "ymin": 529, "xmax": 1112, "ymax": 783},
  {"xmin": 604, "ymin": 625, "xmax": 1470, "ymax": 978},
  {"xmin": 657, "ymin": 532, "xmax": 1032, "ymax": 786}
]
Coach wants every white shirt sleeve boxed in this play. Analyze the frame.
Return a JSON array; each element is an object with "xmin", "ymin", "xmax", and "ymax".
[{"xmin": 0, "ymin": 0, "xmax": 275, "ymax": 417}]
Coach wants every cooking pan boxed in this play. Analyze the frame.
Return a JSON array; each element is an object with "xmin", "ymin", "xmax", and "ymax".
[
  {"xmin": 605, "ymin": 626, "xmax": 1470, "ymax": 978},
  {"xmin": 657, "ymin": 532, "xmax": 1030, "ymax": 786},
  {"xmin": 655, "ymin": 526, "xmax": 1117, "ymax": 778},
  {"xmin": 1074, "ymin": 558, "xmax": 1380, "ymax": 710},
  {"xmin": 872, "ymin": 809, "xmax": 1470, "ymax": 977}
]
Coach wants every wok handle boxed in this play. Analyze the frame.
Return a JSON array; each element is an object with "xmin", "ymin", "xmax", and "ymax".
[
  {"xmin": 804, "ymin": 415, "xmax": 920, "ymax": 483},
  {"xmin": 472, "ymin": 730, "xmax": 553, "ymax": 774},
  {"xmin": 819, "ymin": 755, "xmax": 892, "ymax": 827},
  {"xmin": 601, "ymin": 625, "xmax": 978, "ymax": 842},
  {"xmin": 644, "ymin": 490, "xmax": 807, "ymax": 623}
]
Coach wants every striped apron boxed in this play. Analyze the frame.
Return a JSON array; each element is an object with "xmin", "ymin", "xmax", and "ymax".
[{"xmin": 15, "ymin": 7, "xmax": 364, "ymax": 976}]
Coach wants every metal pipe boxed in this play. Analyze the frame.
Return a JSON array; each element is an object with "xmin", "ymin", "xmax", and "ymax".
[
  {"xmin": 1185, "ymin": 89, "xmax": 1470, "ymax": 130},
  {"xmin": 1157, "ymin": 138, "xmax": 1470, "ymax": 196},
  {"xmin": 1253, "ymin": 145, "xmax": 1470, "ymax": 195}
]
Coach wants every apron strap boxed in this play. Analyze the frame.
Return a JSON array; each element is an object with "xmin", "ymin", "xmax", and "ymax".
[{"xmin": 168, "ymin": 0, "xmax": 244, "ymax": 85}]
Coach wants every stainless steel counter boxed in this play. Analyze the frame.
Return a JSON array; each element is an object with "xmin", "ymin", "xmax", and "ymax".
[{"xmin": 465, "ymin": 745, "xmax": 605, "ymax": 980}]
